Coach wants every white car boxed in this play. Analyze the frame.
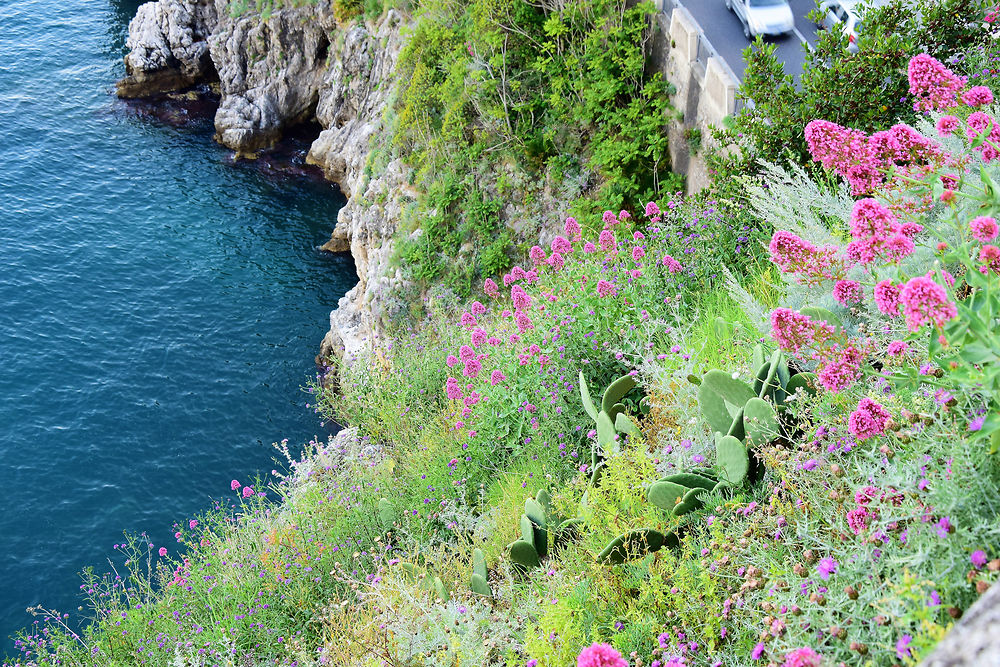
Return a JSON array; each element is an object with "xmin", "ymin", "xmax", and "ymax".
[
  {"xmin": 818, "ymin": 0, "xmax": 863, "ymax": 52},
  {"xmin": 726, "ymin": 0, "xmax": 796, "ymax": 39}
]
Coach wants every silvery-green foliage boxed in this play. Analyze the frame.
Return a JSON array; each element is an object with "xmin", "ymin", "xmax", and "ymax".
[{"xmin": 746, "ymin": 160, "xmax": 853, "ymax": 247}]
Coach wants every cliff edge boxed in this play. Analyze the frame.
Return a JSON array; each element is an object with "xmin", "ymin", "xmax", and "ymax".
[{"xmin": 118, "ymin": 0, "xmax": 411, "ymax": 367}]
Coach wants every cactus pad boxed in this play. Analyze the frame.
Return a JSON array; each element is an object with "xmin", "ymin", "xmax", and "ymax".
[
  {"xmin": 716, "ymin": 435, "xmax": 749, "ymax": 486},
  {"xmin": 579, "ymin": 371, "xmax": 598, "ymax": 421},
  {"xmin": 615, "ymin": 412, "xmax": 642, "ymax": 439},
  {"xmin": 647, "ymin": 480, "xmax": 687, "ymax": 511},
  {"xmin": 596, "ymin": 528, "xmax": 666, "ymax": 564},
  {"xmin": 660, "ymin": 472, "xmax": 717, "ymax": 490},
  {"xmin": 673, "ymin": 487, "xmax": 707, "ymax": 516},
  {"xmin": 601, "ymin": 374, "xmax": 637, "ymax": 414},
  {"xmin": 744, "ymin": 397, "xmax": 780, "ymax": 447},
  {"xmin": 470, "ymin": 572, "xmax": 491, "ymax": 597},
  {"xmin": 508, "ymin": 539, "xmax": 540, "ymax": 569}
]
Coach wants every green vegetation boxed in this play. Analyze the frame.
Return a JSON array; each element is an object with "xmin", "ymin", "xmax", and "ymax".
[
  {"xmin": 10, "ymin": 7, "xmax": 1000, "ymax": 667},
  {"xmin": 389, "ymin": 0, "xmax": 678, "ymax": 300}
]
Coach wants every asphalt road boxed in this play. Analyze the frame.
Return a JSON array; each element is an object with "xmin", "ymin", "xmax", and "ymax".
[{"xmin": 682, "ymin": 0, "xmax": 822, "ymax": 81}]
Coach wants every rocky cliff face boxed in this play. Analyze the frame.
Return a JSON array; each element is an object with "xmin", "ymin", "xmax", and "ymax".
[{"xmin": 118, "ymin": 0, "xmax": 411, "ymax": 367}]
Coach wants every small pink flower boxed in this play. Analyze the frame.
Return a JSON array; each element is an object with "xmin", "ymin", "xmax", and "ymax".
[
  {"xmin": 576, "ymin": 642, "xmax": 627, "ymax": 667},
  {"xmin": 971, "ymin": 216, "xmax": 999, "ymax": 243},
  {"xmin": 963, "ymin": 86, "xmax": 994, "ymax": 107},
  {"xmin": 908, "ymin": 53, "xmax": 967, "ymax": 112},
  {"xmin": 231, "ymin": 480, "xmax": 241, "ymax": 491},
  {"xmin": 782, "ymin": 647, "xmax": 822, "ymax": 667},
  {"xmin": 489, "ymin": 370, "xmax": 506, "ymax": 386},
  {"xmin": 242, "ymin": 486, "xmax": 255, "ymax": 498},
  {"xmin": 529, "ymin": 245, "xmax": 547, "ymax": 266},
  {"xmin": 189, "ymin": 520, "xmax": 198, "ymax": 529},
  {"xmin": 848, "ymin": 397, "xmax": 891, "ymax": 440},
  {"xmin": 583, "ymin": 241, "xmax": 596, "ymax": 253},
  {"xmin": 551, "ymin": 235, "xmax": 573, "ymax": 255},
  {"xmin": 936, "ymin": 115, "xmax": 961, "ymax": 136},
  {"xmin": 874, "ymin": 280, "xmax": 902, "ymax": 316},
  {"xmin": 596, "ymin": 279, "xmax": 617, "ymax": 298},
  {"xmin": 564, "ymin": 217, "xmax": 582, "ymax": 241},
  {"xmin": 158, "ymin": 547, "xmax": 168, "ymax": 557},
  {"xmin": 631, "ymin": 246, "xmax": 645, "ymax": 263},
  {"xmin": 833, "ymin": 279, "xmax": 862, "ymax": 306},
  {"xmin": 900, "ymin": 275, "xmax": 956, "ymax": 331},
  {"xmin": 887, "ymin": 340, "xmax": 909, "ymax": 357},
  {"xmin": 483, "ymin": 278, "xmax": 499, "ymax": 298}
]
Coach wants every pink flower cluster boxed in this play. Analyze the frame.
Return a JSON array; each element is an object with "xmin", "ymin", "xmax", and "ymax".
[
  {"xmin": 577, "ymin": 643, "xmax": 628, "ymax": 667},
  {"xmin": 768, "ymin": 231, "xmax": 845, "ymax": 284},
  {"xmin": 846, "ymin": 199, "xmax": 917, "ymax": 265},
  {"xmin": 848, "ymin": 397, "xmax": 891, "ymax": 441},
  {"xmin": 782, "ymin": 647, "xmax": 823, "ymax": 667},
  {"xmin": 908, "ymin": 53, "xmax": 967, "ymax": 112},
  {"xmin": 769, "ymin": 309, "xmax": 835, "ymax": 354},
  {"xmin": 900, "ymin": 274, "xmax": 957, "ymax": 332},
  {"xmin": 968, "ymin": 111, "xmax": 1000, "ymax": 162},
  {"xmin": 770, "ymin": 309, "xmax": 862, "ymax": 391},
  {"xmin": 804, "ymin": 120, "xmax": 948, "ymax": 195}
]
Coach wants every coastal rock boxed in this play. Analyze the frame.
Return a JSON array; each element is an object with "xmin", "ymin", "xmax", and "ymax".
[
  {"xmin": 919, "ymin": 583, "xmax": 1000, "ymax": 666},
  {"xmin": 308, "ymin": 10, "xmax": 411, "ymax": 364},
  {"xmin": 210, "ymin": 2, "xmax": 337, "ymax": 154},
  {"xmin": 117, "ymin": 0, "xmax": 219, "ymax": 97}
]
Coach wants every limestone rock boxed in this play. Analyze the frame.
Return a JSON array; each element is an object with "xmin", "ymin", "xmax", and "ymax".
[
  {"xmin": 117, "ymin": 0, "xmax": 219, "ymax": 98},
  {"xmin": 309, "ymin": 11, "xmax": 411, "ymax": 363},
  {"xmin": 210, "ymin": 2, "xmax": 337, "ymax": 154},
  {"xmin": 920, "ymin": 583, "xmax": 1000, "ymax": 667}
]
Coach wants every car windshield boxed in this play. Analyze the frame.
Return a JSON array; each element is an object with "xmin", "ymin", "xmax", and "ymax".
[{"xmin": 749, "ymin": 0, "xmax": 787, "ymax": 6}]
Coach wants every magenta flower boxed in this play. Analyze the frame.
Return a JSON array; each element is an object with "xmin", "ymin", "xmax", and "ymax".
[
  {"xmin": 971, "ymin": 216, "xmax": 999, "ymax": 243},
  {"xmin": 896, "ymin": 635, "xmax": 913, "ymax": 660},
  {"xmin": 972, "ymin": 550, "xmax": 988, "ymax": 568},
  {"xmin": 908, "ymin": 53, "xmax": 966, "ymax": 112},
  {"xmin": 483, "ymin": 278, "xmax": 499, "ymax": 298},
  {"xmin": 816, "ymin": 557, "xmax": 837, "ymax": 580},
  {"xmin": 551, "ymin": 235, "xmax": 573, "ymax": 254},
  {"xmin": 158, "ymin": 547, "xmax": 168, "ymax": 557},
  {"xmin": 887, "ymin": 340, "xmax": 909, "ymax": 357},
  {"xmin": 751, "ymin": 643, "xmax": 765, "ymax": 660},
  {"xmin": 833, "ymin": 279, "xmax": 863, "ymax": 306},
  {"xmin": 901, "ymin": 275, "xmax": 957, "ymax": 331},
  {"xmin": 770, "ymin": 308, "xmax": 835, "ymax": 354},
  {"xmin": 189, "ymin": 520, "xmax": 198, "ymax": 529},
  {"xmin": 577, "ymin": 642, "xmax": 627, "ymax": 667},
  {"xmin": 936, "ymin": 115, "xmax": 961, "ymax": 136},
  {"xmin": 242, "ymin": 486, "xmax": 254, "ymax": 498},
  {"xmin": 564, "ymin": 216, "xmax": 581, "ymax": 241},
  {"xmin": 231, "ymin": 480, "xmax": 241, "ymax": 491},
  {"xmin": 529, "ymin": 245, "xmax": 547, "ymax": 266},
  {"xmin": 874, "ymin": 280, "xmax": 902, "ymax": 316},
  {"xmin": 963, "ymin": 85, "xmax": 994, "ymax": 107},
  {"xmin": 596, "ymin": 280, "xmax": 617, "ymax": 298},
  {"xmin": 782, "ymin": 647, "xmax": 822, "ymax": 667},
  {"xmin": 848, "ymin": 397, "xmax": 891, "ymax": 440}
]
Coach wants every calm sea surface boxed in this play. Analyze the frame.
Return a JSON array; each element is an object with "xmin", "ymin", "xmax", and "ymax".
[{"xmin": 0, "ymin": 0, "xmax": 354, "ymax": 652}]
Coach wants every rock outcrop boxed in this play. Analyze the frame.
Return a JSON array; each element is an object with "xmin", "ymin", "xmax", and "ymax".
[
  {"xmin": 118, "ymin": 1, "xmax": 412, "ymax": 366},
  {"xmin": 920, "ymin": 583, "xmax": 1000, "ymax": 667},
  {"xmin": 309, "ymin": 11, "xmax": 411, "ymax": 364},
  {"xmin": 117, "ymin": 0, "xmax": 219, "ymax": 97},
  {"xmin": 210, "ymin": 2, "xmax": 337, "ymax": 154}
]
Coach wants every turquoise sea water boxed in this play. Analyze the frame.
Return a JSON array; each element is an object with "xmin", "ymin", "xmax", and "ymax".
[{"xmin": 0, "ymin": 0, "xmax": 354, "ymax": 652}]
